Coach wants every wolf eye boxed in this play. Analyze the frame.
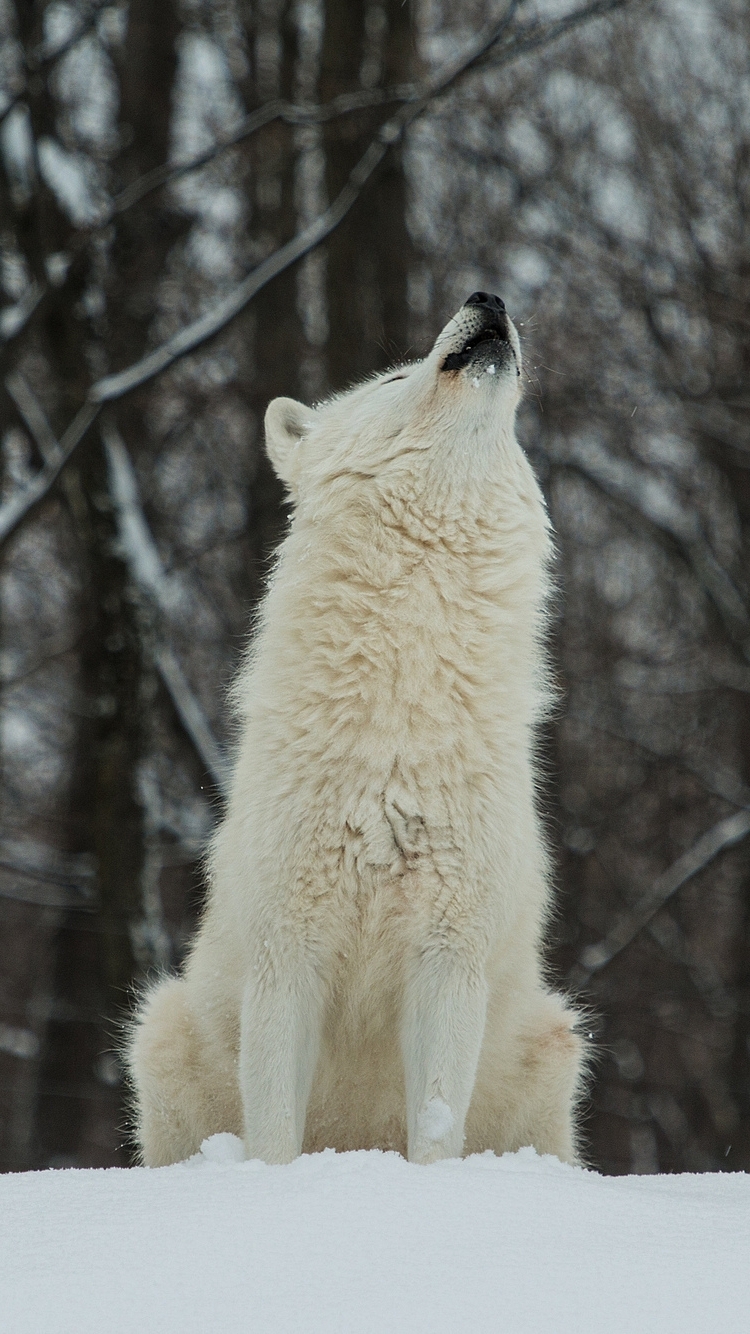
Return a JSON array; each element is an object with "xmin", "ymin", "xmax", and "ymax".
[{"xmin": 381, "ymin": 374, "xmax": 406, "ymax": 384}]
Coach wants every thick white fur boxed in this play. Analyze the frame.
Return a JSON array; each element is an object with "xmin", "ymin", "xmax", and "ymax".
[{"xmin": 127, "ymin": 304, "xmax": 585, "ymax": 1167}]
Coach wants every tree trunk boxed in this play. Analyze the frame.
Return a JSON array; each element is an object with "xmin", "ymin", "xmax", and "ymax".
[{"xmin": 320, "ymin": 0, "xmax": 417, "ymax": 391}]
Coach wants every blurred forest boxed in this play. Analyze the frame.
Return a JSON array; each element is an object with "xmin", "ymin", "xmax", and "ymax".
[{"xmin": 0, "ymin": 0, "xmax": 748, "ymax": 1175}]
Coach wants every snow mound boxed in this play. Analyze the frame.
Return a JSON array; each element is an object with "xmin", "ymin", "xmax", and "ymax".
[{"xmin": 1, "ymin": 1143, "xmax": 748, "ymax": 1333}]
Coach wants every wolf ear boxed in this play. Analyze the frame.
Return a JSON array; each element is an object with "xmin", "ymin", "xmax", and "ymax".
[{"xmin": 264, "ymin": 397, "xmax": 315, "ymax": 496}]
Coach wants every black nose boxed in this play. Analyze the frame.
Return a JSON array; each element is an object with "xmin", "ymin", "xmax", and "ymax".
[{"xmin": 465, "ymin": 291, "xmax": 506, "ymax": 316}]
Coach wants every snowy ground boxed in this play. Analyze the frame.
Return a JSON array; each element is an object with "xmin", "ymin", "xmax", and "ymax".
[{"xmin": 1, "ymin": 1137, "xmax": 748, "ymax": 1333}]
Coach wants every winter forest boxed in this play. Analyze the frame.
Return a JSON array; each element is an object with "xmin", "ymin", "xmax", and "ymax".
[{"xmin": 0, "ymin": 0, "xmax": 748, "ymax": 1182}]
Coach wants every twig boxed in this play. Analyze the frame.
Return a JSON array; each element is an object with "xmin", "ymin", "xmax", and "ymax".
[
  {"xmin": 101, "ymin": 418, "xmax": 230, "ymax": 796},
  {"xmin": 574, "ymin": 809, "xmax": 750, "ymax": 980}
]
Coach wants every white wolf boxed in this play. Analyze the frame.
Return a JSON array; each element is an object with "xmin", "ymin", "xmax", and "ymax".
[{"xmin": 127, "ymin": 292, "xmax": 585, "ymax": 1167}]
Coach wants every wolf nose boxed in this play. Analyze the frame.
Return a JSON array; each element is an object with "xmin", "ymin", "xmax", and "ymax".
[{"xmin": 465, "ymin": 291, "xmax": 506, "ymax": 315}]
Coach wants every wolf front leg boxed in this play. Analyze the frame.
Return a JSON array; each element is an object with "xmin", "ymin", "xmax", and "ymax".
[
  {"xmin": 239, "ymin": 948, "xmax": 327, "ymax": 1164},
  {"xmin": 401, "ymin": 939, "xmax": 488, "ymax": 1164}
]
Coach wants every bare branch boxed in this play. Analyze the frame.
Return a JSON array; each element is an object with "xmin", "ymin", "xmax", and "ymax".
[
  {"xmin": 0, "ymin": 2, "xmax": 112, "ymax": 128},
  {"xmin": 549, "ymin": 435, "xmax": 750, "ymax": 657},
  {"xmin": 5, "ymin": 370, "xmax": 61, "ymax": 462},
  {"xmin": 0, "ymin": 282, "xmax": 44, "ymax": 343},
  {"xmin": 0, "ymin": 0, "xmax": 633, "ymax": 551},
  {"xmin": 101, "ymin": 418, "xmax": 182, "ymax": 610},
  {"xmin": 107, "ymin": 86, "xmax": 416, "ymax": 221},
  {"xmin": 0, "ymin": 834, "xmax": 96, "ymax": 911},
  {"xmin": 101, "ymin": 418, "xmax": 230, "ymax": 797},
  {"xmin": 132, "ymin": 764, "xmax": 173, "ymax": 972},
  {"xmin": 0, "ymin": 91, "xmax": 413, "ymax": 344},
  {"xmin": 0, "ymin": 398, "xmax": 99, "ymax": 549},
  {"xmin": 89, "ymin": 0, "xmax": 630, "ymax": 404},
  {"xmin": 646, "ymin": 910, "xmax": 736, "ymax": 1020},
  {"xmin": 151, "ymin": 642, "xmax": 230, "ymax": 800},
  {"xmin": 0, "ymin": 91, "xmax": 22, "ymax": 125},
  {"xmin": 3, "ymin": 377, "xmax": 230, "ymax": 792},
  {"xmin": 89, "ymin": 138, "xmax": 391, "ymax": 401},
  {"xmin": 0, "ymin": 877, "xmax": 89, "ymax": 909},
  {"xmin": 27, "ymin": 0, "xmax": 112, "ymax": 71},
  {"xmin": 574, "ymin": 809, "xmax": 750, "ymax": 980},
  {"xmin": 484, "ymin": 0, "xmax": 630, "ymax": 64},
  {"xmin": 77, "ymin": 0, "xmax": 525, "ymax": 226},
  {"xmin": 11, "ymin": 0, "xmax": 628, "ymax": 237},
  {"xmin": 567, "ymin": 704, "xmax": 750, "ymax": 811}
]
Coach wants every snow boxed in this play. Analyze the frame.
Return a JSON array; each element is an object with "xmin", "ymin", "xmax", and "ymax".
[{"xmin": 1, "ymin": 1139, "xmax": 747, "ymax": 1333}]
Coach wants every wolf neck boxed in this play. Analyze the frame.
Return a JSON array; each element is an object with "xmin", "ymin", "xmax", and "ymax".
[
  {"xmin": 240, "ymin": 471, "xmax": 551, "ymax": 764},
  {"xmin": 252, "ymin": 501, "xmax": 548, "ymax": 766},
  {"xmin": 281, "ymin": 458, "xmax": 550, "ymax": 649}
]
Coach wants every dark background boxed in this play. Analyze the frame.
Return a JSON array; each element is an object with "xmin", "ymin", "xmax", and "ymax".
[{"xmin": 0, "ymin": 0, "xmax": 748, "ymax": 1175}]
